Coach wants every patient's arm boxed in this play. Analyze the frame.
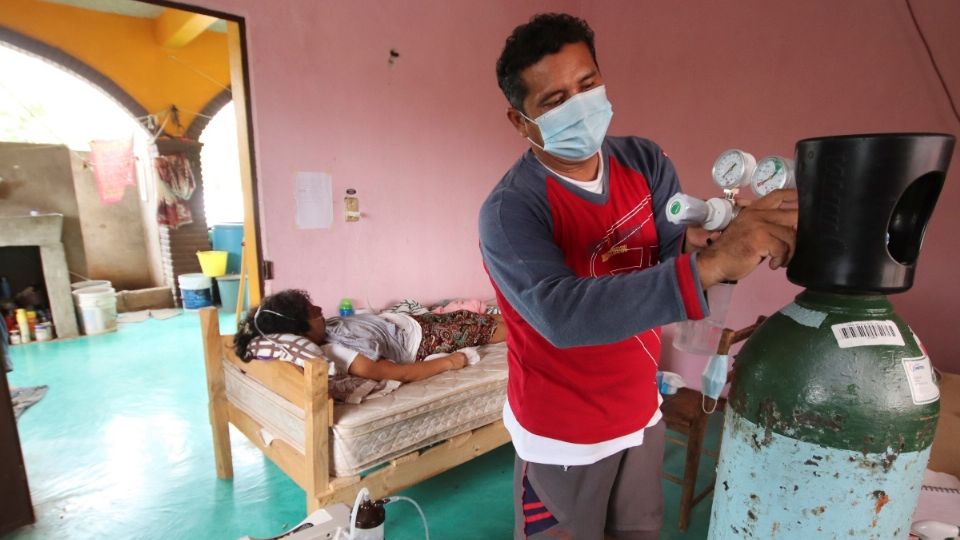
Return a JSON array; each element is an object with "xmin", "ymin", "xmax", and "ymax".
[{"xmin": 348, "ymin": 352, "xmax": 467, "ymax": 383}]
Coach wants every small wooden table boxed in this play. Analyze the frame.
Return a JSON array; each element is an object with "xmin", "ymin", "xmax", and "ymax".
[
  {"xmin": 661, "ymin": 387, "xmax": 723, "ymax": 531},
  {"xmin": 0, "ymin": 365, "xmax": 35, "ymax": 534},
  {"xmin": 659, "ymin": 317, "xmax": 766, "ymax": 530}
]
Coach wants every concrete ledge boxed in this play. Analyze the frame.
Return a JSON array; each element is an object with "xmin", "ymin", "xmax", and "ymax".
[{"xmin": 116, "ymin": 287, "xmax": 175, "ymax": 313}]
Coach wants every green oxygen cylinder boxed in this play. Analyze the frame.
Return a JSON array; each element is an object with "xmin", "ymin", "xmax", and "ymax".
[{"xmin": 708, "ymin": 133, "xmax": 955, "ymax": 539}]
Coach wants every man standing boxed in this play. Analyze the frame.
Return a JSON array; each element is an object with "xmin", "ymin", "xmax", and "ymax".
[{"xmin": 480, "ymin": 13, "xmax": 798, "ymax": 539}]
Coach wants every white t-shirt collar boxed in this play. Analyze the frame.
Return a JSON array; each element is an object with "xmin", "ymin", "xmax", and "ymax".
[{"xmin": 537, "ymin": 150, "xmax": 605, "ymax": 195}]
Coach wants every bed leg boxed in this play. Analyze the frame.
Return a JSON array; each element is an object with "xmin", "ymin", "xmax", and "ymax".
[
  {"xmin": 201, "ymin": 307, "xmax": 234, "ymax": 480},
  {"xmin": 304, "ymin": 360, "xmax": 330, "ymax": 513}
]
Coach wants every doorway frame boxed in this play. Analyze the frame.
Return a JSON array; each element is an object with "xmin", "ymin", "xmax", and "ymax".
[{"xmin": 142, "ymin": 0, "xmax": 264, "ymax": 305}]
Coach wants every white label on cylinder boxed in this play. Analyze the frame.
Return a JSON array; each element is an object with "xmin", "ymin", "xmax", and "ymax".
[
  {"xmin": 901, "ymin": 356, "xmax": 939, "ymax": 404},
  {"xmin": 831, "ymin": 320, "xmax": 904, "ymax": 348}
]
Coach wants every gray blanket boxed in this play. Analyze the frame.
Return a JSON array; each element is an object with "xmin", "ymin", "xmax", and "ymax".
[
  {"xmin": 324, "ymin": 314, "xmax": 411, "ymax": 362},
  {"xmin": 12, "ymin": 385, "xmax": 48, "ymax": 419}
]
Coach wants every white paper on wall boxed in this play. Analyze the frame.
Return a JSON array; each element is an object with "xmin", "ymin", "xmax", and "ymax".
[{"xmin": 295, "ymin": 171, "xmax": 333, "ymax": 229}]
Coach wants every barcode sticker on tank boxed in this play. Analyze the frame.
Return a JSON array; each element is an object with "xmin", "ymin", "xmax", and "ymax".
[
  {"xmin": 901, "ymin": 356, "xmax": 940, "ymax": 405},
  {"xmin": 831, "ymin": 320, "xmax": 904, "ymax": 348}
]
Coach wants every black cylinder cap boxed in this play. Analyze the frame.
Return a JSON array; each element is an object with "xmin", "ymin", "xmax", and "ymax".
[{"xmin": 787, "ymin": 132, "xmax": 954, "ymax": 294}]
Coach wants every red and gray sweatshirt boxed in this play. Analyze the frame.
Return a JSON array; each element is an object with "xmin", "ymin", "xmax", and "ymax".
[{"xmin": 479, "ymin": 136, "xmax": 708, "ymax": 445}]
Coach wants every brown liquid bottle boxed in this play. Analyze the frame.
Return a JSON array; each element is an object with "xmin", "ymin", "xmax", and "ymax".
[{"xmin": 353, "ymin": 494, "xmax": 386, "ymax": 539}]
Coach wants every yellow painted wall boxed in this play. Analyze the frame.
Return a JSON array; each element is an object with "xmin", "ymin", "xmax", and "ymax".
[{"xmin": 0, "ymin": 0, "xmax": 229, "ymax": 135}]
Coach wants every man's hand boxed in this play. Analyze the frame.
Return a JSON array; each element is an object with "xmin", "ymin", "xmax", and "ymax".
[
  {"xmin": 695, "ymin": 189, "xmax": 798, "ymax": 289},
  {"xmin": 684, "ymin": 225, "xmax": 722, "ymax": 252}
]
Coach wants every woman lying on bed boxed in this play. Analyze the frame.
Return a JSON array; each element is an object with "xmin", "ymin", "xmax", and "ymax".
[{"xmin": 233, "ymin": 289, "xmax": 506, "ymax": 402}]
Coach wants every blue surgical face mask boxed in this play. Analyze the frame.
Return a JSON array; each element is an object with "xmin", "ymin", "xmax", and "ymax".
[
  {"xmin": 520, "ymin": 85, "xmax": 613, "ymax": 162},
  {"xmin": 701, "ymin": 354, "xmax": 730, "ymax": 413}
]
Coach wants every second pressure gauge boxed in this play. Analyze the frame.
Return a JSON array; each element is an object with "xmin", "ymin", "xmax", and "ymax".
[
  {"xmin": 711, "ymin": 149, "xmax": 757, "ymax": 190},
  {"xmin": 750, "ymin": 155, "xmax": 796, "ymax": 196}
]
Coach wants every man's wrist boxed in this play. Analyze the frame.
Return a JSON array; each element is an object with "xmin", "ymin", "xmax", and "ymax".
[{"xmin": 695, "ymin": 250, "xmax": 723, "ymax": 289}]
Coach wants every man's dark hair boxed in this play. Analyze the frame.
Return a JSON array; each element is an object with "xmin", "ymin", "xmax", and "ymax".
[
  {"xmin": 496, "ymin": 13, "xmax": 598, "ymax": 114},
  {"xmin": 234, "ymin": 288, "xmax": 314, "ymax": 360}
]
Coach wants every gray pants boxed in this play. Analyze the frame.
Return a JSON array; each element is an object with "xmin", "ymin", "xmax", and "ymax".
[{"xmin": 514, "ymin": 421, "xmax": 666, "ymax": 540}]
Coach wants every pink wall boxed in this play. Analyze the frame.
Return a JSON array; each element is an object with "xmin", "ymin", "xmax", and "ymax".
[
  {"xmin": 583, "ymin": 0, "xmax": 960, "ymax": 378},
  {"xmin": 186, "ymin": 1, "xmax": 958, "ymax": 374},
  {"xmin": 183, "ymin": 0, "xmax": 575, "ymax": 314}
]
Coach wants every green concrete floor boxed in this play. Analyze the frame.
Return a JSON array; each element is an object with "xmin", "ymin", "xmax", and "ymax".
[{"xmin": 4, "ymin": 311, "xmax": 718, "ymax": 539}]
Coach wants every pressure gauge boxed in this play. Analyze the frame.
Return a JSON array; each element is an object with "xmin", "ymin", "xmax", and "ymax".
[
  {"xmin": 711, "ymin": 149, "xmax": 757, "ymax": 190},
  {"xmin": 750, "ymin": 155, "xmax": 796, "ymax": 196}
]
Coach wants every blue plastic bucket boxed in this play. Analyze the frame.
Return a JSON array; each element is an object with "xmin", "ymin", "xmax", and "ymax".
[
  {"xmin": 215, "ymin": 274, "xmax": 248, "ymax": 312},
  {"xmin": 211, "ymin": 223, "xmax": 244, "ymax": 275}
]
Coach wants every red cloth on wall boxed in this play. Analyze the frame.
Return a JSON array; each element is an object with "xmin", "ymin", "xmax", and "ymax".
[
  {"xmin": 155, "ymin": 153, "xmax": 196, "ymax": 229},
  {"xmin": 89, "ymin": 138, "xmax": 136, "ymax": 204}
]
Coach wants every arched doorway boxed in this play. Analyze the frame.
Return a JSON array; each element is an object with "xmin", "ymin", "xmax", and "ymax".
[
  {"xmin": 0, "ymin": 1, "xmax": 264, "ymax": 312},
  {"xmin": 0, "ymin": 41, "xmax": 164, "ymax": 291}
]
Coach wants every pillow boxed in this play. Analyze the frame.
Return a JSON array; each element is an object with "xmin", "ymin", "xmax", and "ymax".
[
  {"xmin": 247, "ymin": 334, "xmax": 323, "ymax": 367},
  {"xmin": 246, "ymin": 334, "xmax": 323, "ymax": 368},
  {"xmin": 380, "ymin": 299, "xmax": 430, "ymax": 316}
]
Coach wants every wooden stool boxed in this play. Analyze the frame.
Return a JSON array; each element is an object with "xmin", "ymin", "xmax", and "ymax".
[
  {"xmin": 661, "ymin": 387, "xmax": 723, "ymax": 531},
  {"xmin": 660, "ymin": 317, "xmax": 765, "ymax": 530}
]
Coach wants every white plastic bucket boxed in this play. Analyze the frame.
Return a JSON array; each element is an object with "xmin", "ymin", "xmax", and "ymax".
[
  {"xmin": 73, "ymin": 286, "xmax": 114, "ymax": 300},
  {"xmin": 178, "ymin": 273, "xmax": 213, "ymax": 310},
  {"xmin": 71, "ymin": 281, "xmax": 113, "ymax": 333},
  {"xmin": 73, "ymin": 286, "xmax": 115, "ymax": 334},
  {"xmin": 77, "ymin": 287, "xmax": 118, "ymax": 335}
]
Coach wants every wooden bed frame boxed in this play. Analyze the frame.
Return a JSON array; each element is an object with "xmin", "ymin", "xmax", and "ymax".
[{"xmin": 199, "ymin": 307, "xmax": 511, "ymax": 511}]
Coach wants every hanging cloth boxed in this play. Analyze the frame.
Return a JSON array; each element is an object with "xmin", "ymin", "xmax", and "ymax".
[
  {"xmin": 155, "ymin": 153, "xmax": 196, "ymax": 229},
  {"xmin": 89, "ymin": 138, "xmax": 136, "ymax": 204}
]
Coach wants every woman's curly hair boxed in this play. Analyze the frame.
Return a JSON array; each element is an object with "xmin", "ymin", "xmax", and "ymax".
[{"xmin": 234, "ymin": 289, "xmax": 315, "ymax": 361}]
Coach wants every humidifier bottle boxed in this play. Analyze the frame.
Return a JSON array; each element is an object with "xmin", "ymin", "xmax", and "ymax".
[{"xmin": 353, "ymin": 493, "xmax": 386, "ymax": 540}]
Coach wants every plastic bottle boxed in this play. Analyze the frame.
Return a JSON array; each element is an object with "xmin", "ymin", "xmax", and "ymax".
[
  {"xmin": 15, "ymin": 308, "xmax": 30, "ymax": 343},
  {"xmin": 0, "ymin": 276, "xmax": 11, "ymax": 299},
  {"xmin": 26, "ymin": 310, "xmax": 37, "ymax": 336},
  {"xmin": 339, "ymin": 298, "xmax": 354, "ymax": 317},
  {"xmin": 353, "ymin": 494, "xmax": 386, "ymax": 540},
  {"xmin": 345, "ymin": 188, "xmax": 360, "ymax": 222},
  {"xmin": 673, "ymin": 281, "xmax": 736, "ymax": 355}
]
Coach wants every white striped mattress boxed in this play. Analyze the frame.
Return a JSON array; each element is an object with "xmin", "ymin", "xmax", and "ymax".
[{"xmin": 224, "ymin": 342, "xmax": 508, "ymax": 477}]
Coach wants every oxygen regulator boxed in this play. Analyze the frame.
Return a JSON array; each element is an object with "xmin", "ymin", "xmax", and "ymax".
[{"xmin": 665, "ymin": 149, "xmax": 796, "ymax": 230}]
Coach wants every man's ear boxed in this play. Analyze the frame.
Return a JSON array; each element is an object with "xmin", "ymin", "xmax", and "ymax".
[{"xmin": 506, "ymin": 108, "xmax": 528, "ymax": 137}]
